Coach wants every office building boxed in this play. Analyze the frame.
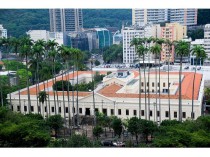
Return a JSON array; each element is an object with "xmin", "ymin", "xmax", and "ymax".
[
  {"xmin": 113, "ymin": 30, "xmax": 123, "ymax": 45},
  {"xmin": 49, "ymin": 9, "xmax": 83, "ymax": 32}
]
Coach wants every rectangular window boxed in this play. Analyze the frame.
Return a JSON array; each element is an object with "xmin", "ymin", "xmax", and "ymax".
[
  {"xmin": 163, "ymin": 83, "xmax": 166, "ymax": 87},
  {"xmin": 59, "ymin": 107, "xmax": 61, "ymax": 113},
  {"xmin": 157, "ymin": 111, "xmax": 160, "ymax": 117},
  {"xmin": 11, "ymin": 105, "xmax": 13, "ymax": 111},
  {"xmin": 147, "ymin": 82, "xmax": 149, "ymax": 87},
  {"xmin": 45, "ymin": 107, "xmax": 47, "ymax": 112},
  {"xmin": 24, "ymin": 106, "xmax": 27, "ymax": 112},
  {"xmin": 111, "ymin": 109, "xmax": 114, "ymax": 115},
  {"xmin": 66, "ymin": 107, "xmax": 68, "ymax": 113},
  {"xmin": 118, "ymin": 109, "xmax": 121, "ymax": 115},
  {"xmin": 126, "ymin": 109, "xmax": 129, "ymax": 116},
  {"xmin": 31, "ymin": 106, "xmax": 34, "ymax": 112},
  {"xmin": 17, "ymin": 106, "xmax": 20, "ymax": 111},
  {"xmin": 158, "ymin": 82, "xmax": 160, "ymax": 87},
  {"xmin": 51, "ymin": 107, "xmax": 54, "ymax": 113},
  {"xmin": 191, "ymin": 112, "xmax": 195, "ymax": 119},
  {"xmin": 79, "ymin": 108, "xmax": 82, "ymax": 114},
  {"xmin": 141, "ymin": 82, "xmax": 144, "ymax": 86},
  {"xmin": 165, "ymin": 111, "xmax": 169, "ymax": 117},
  {"xmin": 133, "ymin": 110, "xmax": 137, "ymax": 116},
  {"xmin": 174, "ymin": 111, "xmax": 177, "ymax": 118},
  {"xmin": 150, "ymin": 110, "xmax": 152, "ymax": 117},
  {"xmin": 95, "ymin": 108, "xmax": 98, "ymax": 112},
  {"xmin": 183, "ymin": 112, "xmax": 186, "ymax": 118},
  {"xmin": 103, "ymin": 109, "xmax": 107, "ymax": 116},
  {"xmin": 152, "ymin": 82, "xmax": 154, "ymax": 87},
  {"xmin": 38, "ymin": 106, "xmax": 41, "ymax": 112},
  {"xmin": 141, "ymin": 110, "xmax": 144, "ymax": 116},
  {"xmin": 73, "ymin": 107, "xmax": 75, "ymax": 113}
]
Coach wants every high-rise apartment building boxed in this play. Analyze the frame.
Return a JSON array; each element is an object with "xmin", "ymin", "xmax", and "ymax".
[
  {"xmin": 122, "ymin": 24, "xmax": 161, "ymax": 64},
  {"xmin": 49, "ymin": 9, "xmax": 83, "ymax": 32},
  {"xmin": 132, "ymin": 9, "xmax": 168, "ymax": 25},
  {"xmin": 169, "ymin": 9, "xmax": 197, "ymax": 26},
  {"xmin": 161, "ymin": 23, "xmax": 187, "ymax": 63},
  {"xmin": 132, "ymin": 9, "xmax": 197, "ymax": 26},
  {"xmin": 204, "ymin": 24, "xmax": 210, "ymax": 58},
  {"xmin": 0, "ymin": 24, "xmax": 7, "ymax": 38}
]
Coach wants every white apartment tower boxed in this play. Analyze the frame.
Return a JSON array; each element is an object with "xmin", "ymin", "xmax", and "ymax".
[
  {"xmin": 132, "ymin": 9, "xmax": 168, "ymax": 25},
  {"xmin": 132, "ymin": 9, "xmax": 197, "ymax": 26},
  {"xmin": 122, "ymin": 24, "xmax": 161, "ymax": 64},
  {"xmin": 0, "ymin": 25, "xmax": 7, "ymax": 38},
  {"xmin": 49, "ymin": 9, "xmax": 83, "ymax": 32},
  {"xmin": 204, "ymin": 24, "xmax": 210, "ymax": 58}
]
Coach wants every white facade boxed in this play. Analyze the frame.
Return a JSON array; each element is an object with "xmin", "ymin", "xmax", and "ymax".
[
  {"xmin": 0, "ymin": 24, "xmax": 7, "ymax": 38},
  {"xmin": 132, "ymin": 9, "xmax": 197, "ymax": 26},
  {"xmin": 204, "ymin": 24, "xmax": 210, "ymax": 58},
  {"xmin": 26, "ymin": 30, "xmax": 64, "ymax": 45},
  {"xmin": 122, "ymin": 24, "xmax": 161, "ymax": 64},
  {"xmin": 132, "ymin": 9, "xmax": 168, "ymax": 26},
  {"xmin": 9, "ymin": 70, "xmax": 204, "ymax": 123}
]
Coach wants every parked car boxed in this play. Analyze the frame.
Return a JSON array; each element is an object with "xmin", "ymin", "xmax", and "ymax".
[
  {"xmin": 101, "ymin": 139, "xmax": 125, "ymax": 147},
  {"xmin": 101, "ymin": 140, "xmax": 114, "ymax": 146},
  {"xmin": 184, "ymin": 66, "xmax": 189, "ymax": 69}
]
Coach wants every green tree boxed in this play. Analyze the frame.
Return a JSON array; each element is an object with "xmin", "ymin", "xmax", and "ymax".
[
  {"xmin": 191, "ymin": 45, "xmax": 207, "ymax": 119},
  {"xmin": 93, "ymin": 125, "xmax": 103, "ymax": 140},
  {"xmin": 111, "ymin": 117, "xmax": 123, "ymax": 138},
  {"xmin": 46, "ymin": 115, "xmax": 64, "ymax": 138},
  {"xmin": 128, "ymin": 117, "xmax": 140, "ymax": 143},
  {"xmin": 37, "ymin": 91, "xmax": 48, "ymax": 116}
]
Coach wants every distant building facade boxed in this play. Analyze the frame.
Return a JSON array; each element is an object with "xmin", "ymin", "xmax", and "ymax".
[
  {"xmin": 204, "ymin": 24, "xmax": 210, "ymax": 58},
  {"xmin": 132, "ymin": 9, "xmax": 197, "ymax": 26},
  {"xmin": 122, "ymin": 24, "xmax": 161, "ymax": 64},
  {"xmin": 67, "ymin": 31, "xmax": 89, "ymax": 51},
  {"xmin": 26, "ymin": 30, "xmax": 64, "ymax": 45},
  {"xmin": 49, "ymin": 9, "xmax": 83, "ymax": 32},
  {"xmin": 0, "ymin": 24, "xmax": 7, "ymax": 38},
  {"xmin": 113, "ymin": 30, "xmax": 123, "ymax": 45},
  {"xmin": 161, "ymin": 23, "xmax": 187, "ymax": 63}
]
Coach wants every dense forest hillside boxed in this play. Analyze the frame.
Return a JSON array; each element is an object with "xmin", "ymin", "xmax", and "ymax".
[
  {"xmin": 0, "ymin": 9, "xmax": 209, "ymax": 37},
  {"xmin": 0, "ymin": 9, "xmax": 131, "ymax": 37}
]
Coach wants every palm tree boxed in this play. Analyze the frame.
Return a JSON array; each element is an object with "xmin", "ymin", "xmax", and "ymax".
[
  {"xmin": 89, "ymin": 56, "xmax": 96, "ymax": 126},
  {"xmin": 164, "ymin": 39, "xmax": 174, "ymax": 120},
  {"xmin": 37, "ymin": 91, "xmax": 48, "ymax": 117},
  {"xmin": 150, "ymin": 43, "xmax": 162, "ymax": 122},
  {"xmin": 72, "ymin": 48, "xmax": 83, "ymax": 127},
  {"xmin": 146, "ymin": 37, "xmax": 154, "ymax": 121},
  {"xmin": 131, "ymin": 37, "xmax": 144, "ymax": 119},
  {"xmin": 19, "ymin": 36, "xmax": 34, "ymax": 113},
  {"xmin": 47, "ymin": 40, "xmax": 59, "ymax": 114},
  {"xmin": 156, "ymin": 38, "xmax": 165, "ymax": 123},
  {"xmin": 175, "ymin": 40, "xmax": 190, "ymax": 122},
  {"xmin": 191, "ymin": 45, "xmax": 207, "ymax": 119}
]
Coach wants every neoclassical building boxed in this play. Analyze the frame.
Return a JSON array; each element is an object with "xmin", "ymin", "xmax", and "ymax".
[{"xmin": 9, "ymin": 69, "xmax": 204, "ymax": 123}]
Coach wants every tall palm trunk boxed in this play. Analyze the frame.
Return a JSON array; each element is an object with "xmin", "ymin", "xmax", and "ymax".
[
  {"xmin": 143, "ymin": 55, "xmax": 147, "ymax": 120},
  {"xmin": 72, "ymin": 66, "xmax": 75, "ymax": 127},
  {"xmin": 76, "ymin": 65, "xmax": 79, "ymax": 126},
  {"xmin": 34, "ymin": 68, "xmax": 39, "ymax": 114},
  {"xmin": 36, "ymin": 58, "xmax": 40, "ymax": 114},
  {"xmin": 51, "ymin": 60, "xmax": 57, "ymax": 114},
  {"xmin": 16, "ymin": 66, "xmax": 21, "ymax": 112},
  {"xmin": 155, "ymin": 54, "xmax": 158, "ymax": 122},
  {"xmin": 191, "ymin": 59, "xmax": 197, "ymax": 119},
  {"xmin": 64, "ymin": 62, "xmax": 71, "ymax": 129},
  {"xmin": 148, "ymin": 52, "xmax": 151, "ymax": 120},
  {"xmin": 6, "ymin": 47, "xmax": 12, "ymax": 108},
  {"xmin": 46, "ymin": 79, "xmax": 51, "ymax": 117},
  {"xmin": 178, "ymin": 56, "xmax": 183, "ymax": 122},
  {"xmin": 61, "ymin": 66, "xmax": 66, "ymax": 137},
  {"xmin": 54, "ymin": 63, "xmax": 59, "ymax": 114},
  {"xmin": 168, "ymin": 58, "xmax": 171, "ymax": 120},
  {"xmin": 43, "ymin": 81, "xmax": 48, "ymax": 118},
  {"xmin": 26, "ymin": 53, "xmax": 31, "ymax": 113},
  {"xmin": 158, "ymin": 55, "xmax": 161, "ymax": 122},
  {"xmin": 139, "ymin": 64, "xmax": 141, "ymax": 119},
  {"xmin": 91, "ymin": 62, "xmax": 96, "ymax": 126}
]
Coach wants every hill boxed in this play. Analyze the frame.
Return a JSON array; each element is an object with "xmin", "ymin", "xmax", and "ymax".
[{"xmin": 0, "ymin": 9, "xmax": 209, "ymax": 37}]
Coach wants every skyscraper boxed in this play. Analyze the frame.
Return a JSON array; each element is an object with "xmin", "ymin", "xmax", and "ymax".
[
  {"xmin": 49, "ymin": 9, "xmax": 83, "ymax": 32},
  {"xmin": 132, "ymin": 9, "xmax": 197, "ymax": 26}
]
